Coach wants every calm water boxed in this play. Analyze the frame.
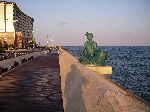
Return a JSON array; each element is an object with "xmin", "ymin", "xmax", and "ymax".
[{"xmin": 64, "ymin": 46, "xmax": 150, "ymax": 103}]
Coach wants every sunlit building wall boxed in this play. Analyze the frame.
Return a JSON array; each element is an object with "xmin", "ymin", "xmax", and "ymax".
[{"xmin": 0, "ymin": 1, "xmax": 34, "ymax": 48}]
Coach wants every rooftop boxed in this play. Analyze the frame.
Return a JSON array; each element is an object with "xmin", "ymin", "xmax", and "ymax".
[{"xmin": 0, "ymin": 1, "xmax": 34, "ymax": 21}]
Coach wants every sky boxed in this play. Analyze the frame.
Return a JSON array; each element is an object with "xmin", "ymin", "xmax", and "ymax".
[{"xmin": 3, "ymin": 0, "xmax": 150, "ymax": 46}]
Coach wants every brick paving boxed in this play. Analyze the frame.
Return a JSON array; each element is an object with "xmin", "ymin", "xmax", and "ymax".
[{"xmin": 0, "ymin": 53, "xmax": 64, "ymax": 112}]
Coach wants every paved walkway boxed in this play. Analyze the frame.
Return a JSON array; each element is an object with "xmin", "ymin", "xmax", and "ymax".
[{"xmin": 0, "ymin": 53, "xmax": 64, "ymax": 112}]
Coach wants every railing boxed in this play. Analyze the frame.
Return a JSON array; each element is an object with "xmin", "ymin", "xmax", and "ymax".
[
  {"xmin": 0, "ymin": 49, "xmax": 43, "ymax": 61},
  {"xmin": 0, "ymin": 50, "xmax": 45, "ymax": 76}
]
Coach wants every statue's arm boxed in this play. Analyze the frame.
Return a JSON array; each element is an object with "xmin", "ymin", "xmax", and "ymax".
[
  {"xmin": 84, "ymin": 42, "xmax": 87, "ymax": 50},
  {"xmin": 94, "ymin": 42, "xmax": 97, "ymax": 49},
  {"xmin": 83, "ymin": 42, "xmax": 88, "ymax": 56}
]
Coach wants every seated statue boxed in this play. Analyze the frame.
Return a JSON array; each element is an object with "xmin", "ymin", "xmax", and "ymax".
[{"xmin": 79, "ymin": 32, "xmax": 107, "ymax": 66}]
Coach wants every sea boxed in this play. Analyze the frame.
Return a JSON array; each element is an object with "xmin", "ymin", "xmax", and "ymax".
[{"xmin": 63, "ymin": 46, "xmax": 150, "ymax": 103}]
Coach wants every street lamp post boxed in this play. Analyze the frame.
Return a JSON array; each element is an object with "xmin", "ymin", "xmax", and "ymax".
[
  {"xmin": 13, "ymin": 20, "xmax": 18, "ymax": 49},
  {"xmin": 46, "ymin": 34, "xmax": 49, "ymax": 47},
  {"xmin": 27, "ymin": 30, "xmax": 30, "ymax": 49},
  {"xmin": 13, "ymin": 20, "xmax": 18, "ymax": 57},
  {"xmin": 49, "ymin": 36, "xmax": 54, "ymax": 47},
  {"xmin": 32, "ymin": 31, "xmax": 35, "ymax": 48}
]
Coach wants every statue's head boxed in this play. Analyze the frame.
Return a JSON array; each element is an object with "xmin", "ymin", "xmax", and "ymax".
[{"xmin": 85, "ymin": 32, "xmax": 93, "ymax": 41}]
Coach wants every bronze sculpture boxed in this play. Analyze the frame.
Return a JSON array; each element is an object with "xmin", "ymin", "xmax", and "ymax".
[{"xmin": 79, "ymin": 32, "xmax": 107, "ymax": 66}]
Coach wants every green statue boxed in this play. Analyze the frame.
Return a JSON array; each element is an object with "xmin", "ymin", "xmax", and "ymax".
[{"xmin": 79, "ymin": 32, "xmax": 107, "ymax": 66}]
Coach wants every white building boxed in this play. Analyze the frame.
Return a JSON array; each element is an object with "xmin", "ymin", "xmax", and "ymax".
[{"xmin": 0, "ymin": 1, "xmax": 34, "ymax": 48}]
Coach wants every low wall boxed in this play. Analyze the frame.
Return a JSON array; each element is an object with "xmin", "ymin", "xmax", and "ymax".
[
  {"xmin": 59, "ymin": 48, "xmax": 150, "ymax": 112},
  {"xmin": 0, "ymin": 51, "xmax": 45, "ymax": 74}
]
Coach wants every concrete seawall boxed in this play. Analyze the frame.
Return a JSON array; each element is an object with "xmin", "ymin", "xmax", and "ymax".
[{"xmin": 59, "ymin": 48, "xmax": 150, "ymax": 112}]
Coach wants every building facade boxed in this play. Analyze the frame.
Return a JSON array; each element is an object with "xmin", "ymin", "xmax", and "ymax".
[{"xmin": 0, "ymin": 1, "xmax": 34, "ymax": 48}]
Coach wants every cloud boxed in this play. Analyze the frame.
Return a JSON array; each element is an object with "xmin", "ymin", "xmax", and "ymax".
[
  {"xmin": 78, "ymin": 21, "xmax": 85, "ymax": 24},
  {"xmin": 58, "ymin": 21, "xmax": 68, "ymax": 26},
  {"xmin": 126, "ymin": 31, "xmax": 132, "ymax": 34}
]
